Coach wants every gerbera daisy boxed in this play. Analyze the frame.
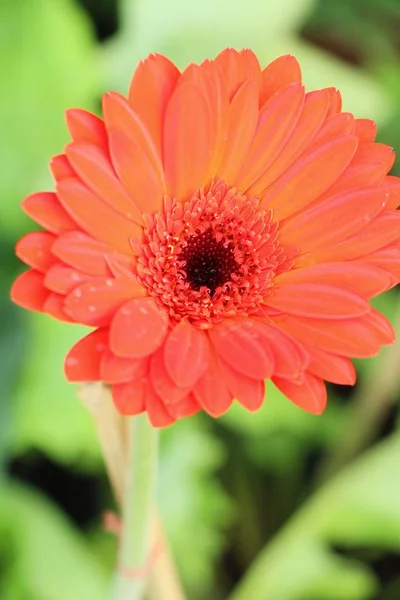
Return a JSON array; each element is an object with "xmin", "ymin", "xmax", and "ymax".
[{"xmin": 11, "ymin": 49, "xmax": 400, "ymax": 427}]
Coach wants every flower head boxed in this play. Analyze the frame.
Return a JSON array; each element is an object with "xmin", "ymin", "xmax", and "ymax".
[{"xmin": 11, "ymin": 50, "xmax": 400, "ymax": 426}]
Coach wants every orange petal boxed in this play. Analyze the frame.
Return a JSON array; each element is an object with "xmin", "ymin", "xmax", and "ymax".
[
  {"xmin": 260, "ymin": 55, "xmax": 302, "ymax": 106},
  {"xmin": 353, "ymin": 142, "xmax": 394, "ymax": 173},
  {"xmin": 22, "ymin": 192, "xmax": 76, "ymax": 234},
  {"xmin": 319, "ymin": 162, "xmax": 388, "ymax": 198},
  {"xmin": 326, "ymin": 88, "xmax": 342, "ymax": 116},
  {"xmin": 276, "ymin": 262, "xmax": 395, "ymax": 299},
  {"xmin": 44, "ymin": 263, "xmax": 91, "ymax": 294},
  {"xmin": 276, "ymin": 313, "xmax": 389, "ymax": 358},
  {"xmin": 265, "ymin": 283, "xmax": 369, "ymax": 319},
  {"xmin": 11, "ymin": 270, "xmax": 48, "ymax": 312},
  {"xmin": 43, "ymin": 293, "xmax": 74, "ymax": 323},
  {"xmin": 312, "ymin": 112, "xmax": 355, "ymax": 145},
  {"xmin": 261, "ymin": 136, "xmax": 358, "ymax": 218},
  {"xmin": 163, "ymin": 82, "xmax": 213, "ymax": 200},
  {"xmin": 216, "ymin": 81, "xmax": 259, "ymax": 185},
  {"xmin": 182, "ymin": 61, "xmax": 229, "ymax": 179},
  {"xmin": 150, "ymin": 346, "xmax": 191, "ymax": 403},
  {"xmin": 248, "ymin": 88, "xmax": 330, "ymax": 196},
  {"xmin": 166, "ymin": 394, "xmax": 201, "ymax": 419},
  {"xmin": 103, "ymin": 92, "xmax": 165, "ymax": 211},
  {"xmin": 65, "ymin": 277, "xmax": 145, "ymax": 326},
  {"xmin": 256, "ymin": 323, "xmax": 309, "ymax": 379},
  {"xmin": 101, "ymin": 351, "xmax": 149, "ymax": 384},
  {"xmin": 238, "ymin": 49, "xmax": 262, "ymax": 91},
  {"xmin": 279, "ymin": 188, "xmax": 387, "ymax": 252},
  {"xmin": 384, "ymin": 174, "xmax": 400, "ymax": 188},
  {"xmin": 215, "ymin": 48, "xmax": 262, "ymax": 100},
  {"xmin": 107, "ymin": 129, "xmax": 165, "ymax": 214},
  {"xmin": 66, "ymin": 143, "xmax": 143, "ymax": 224},
  {"xmin": 209, "ymin": 319, "xmax": 275, "ymax": 379},
  {"xmin": 361, "ymin": 246, "xmax": 400, "ymax": 280},
  {"xmin": 145, "ymin": 383, "xmax": 176, "ymax": 427},
  {"xmin": 112, "ymin": 378, "xmax": 146, "ymax": 416},
  {"xmin": 219, "ymin": 360, "xmax": 265, "ymax": 412},
  {"xmin": 235, "ymin": 84, "xmax": 305, "ymax": 191},
  {"xmin": 50, "ymin": 154, "xmax": 75, "ymax": 181},
  {"xmin": 16, "ymin": 232, "xmax": 57, "ymax": 272},
  {"xmin": 302, "ymin": 345, "xmax": 356, "ymax": 385},
  {"xmin": 110, "ymin": 298, "xmax": 168, "ymax": 358},
  {"xmin": 105, "ymin": 253, "xmax": 138, "ymax": 279},
  {"xmin": 56, "ymin": 178, "xmax": 141, "ymax": 253},
  {"xmin": 300, "ymin": 212, "xmax": 400, "ymax": 265},
  {"xmin": 204, "ymin": 61, "xmax": 230, "ymax": 178},
  {"xmin": 164, "ymin": 319, "xmax": 209, "ymax": 388},
  {"xmin": 65, "ymin": 109, "xmax": 108, "ymax": 147},
  {"xmin": 383, "ymin": 178, "xmax": 400, "ymax": 211},
  {"xmin": 354, "ymin": 119, "xmax": 377, "ymax": 143},
  {"xmin": 64, "ymin": 329, "xmax": 108, "ymax": 382},
  {"xmin": 368, "ymin": 309, "xmax": 395, "ymax": 344},
  {"xmin": 273, "ymin": 372, "xmax": 327, "ymax": 414},
  {"xmin": 193, "ymin": 352, "xmax": 232, "ymax": 417},
  {"xmin": 214, "ymin": 48, "xmax": 241, "ymax": 99},
  {"xmin": 51, "ymin": 231, "xmax": 113, "ymax": 276},
  {"xmin": 128, "ymin": 53, "xmax": 180, "ymax": 154}
]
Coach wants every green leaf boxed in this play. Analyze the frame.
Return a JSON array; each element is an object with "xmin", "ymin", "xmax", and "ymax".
[
  {"xmin": 0, "ymin": 0, "xmax": 98, "ymax": 235},
  {"xmin": 13, "ymin": 313, "xmax": 101, "ymax": 467},
  {"xmin": 379, "ymin": 576, "xmax": 400, "ymax": 600},
  {"xmin": 0, "ymin": 297, "xmax": 25, "ymax": 474},
  {"xmin": 0, "ymin": 480, "xmax": 108, "ymax": 600},
  {"xmin": 229, "ymin": 433, "xmax": 400, "ymax": 600},
  {"xmin": 159, "ymin": 417, "xmax": 233, "ymax": 598},
  {"xmin": 319, "ymin": 435, "xmax": 400, "ymax": 549},
  {"xmin": 220, "ymin": 383, "xmax": 345, "ymax": 474}
]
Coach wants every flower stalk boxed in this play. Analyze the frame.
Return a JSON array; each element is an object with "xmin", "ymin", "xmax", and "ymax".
[
  {"xmin": 79, "ymin": 383, "xmax": 187, "ymax": 600},
  {"xmin": 111, "ymin": 413, "xmax": 159, "ymax": 600}
]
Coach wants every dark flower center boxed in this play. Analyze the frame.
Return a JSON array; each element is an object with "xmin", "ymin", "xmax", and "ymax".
[
  {"xmin": 137, "ymin": 181, "xmax": 293, "ymax": 326},
  {"xmin": 180, "ymin": 229, "xmax": 239, "ymax": 295}
]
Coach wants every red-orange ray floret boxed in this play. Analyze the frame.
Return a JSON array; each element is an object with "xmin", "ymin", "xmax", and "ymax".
[{"xmin": 11, "ymin": 49, "xmax": 400, "ymax": 426}]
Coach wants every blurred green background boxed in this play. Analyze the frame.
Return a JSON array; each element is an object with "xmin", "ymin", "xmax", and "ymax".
[{"xmin": 1, "ymin": 0, "xmax": 400, "ymax": 599}]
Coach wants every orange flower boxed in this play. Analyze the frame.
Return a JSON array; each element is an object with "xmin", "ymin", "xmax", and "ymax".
[{"xmin": 11, "ymin": 50, "xmax": 400, "ymax": 426}]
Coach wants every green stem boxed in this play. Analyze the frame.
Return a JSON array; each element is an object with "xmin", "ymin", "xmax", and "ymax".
[{"xmin": 111, "ymin": 414, "xmax": 159, "ymax": 600}]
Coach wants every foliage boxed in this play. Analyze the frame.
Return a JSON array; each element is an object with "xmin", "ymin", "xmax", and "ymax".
[
  {"xmin": 229, "ymin": 432, "xmax": 400, "ymax": 600},
  {"xmin": 0, "ymin": 481, "xmax": 108, "ymax": 600},
  {"xmin": 0, "ymin": 0, "xmax": 98, "ymax": 237}
]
